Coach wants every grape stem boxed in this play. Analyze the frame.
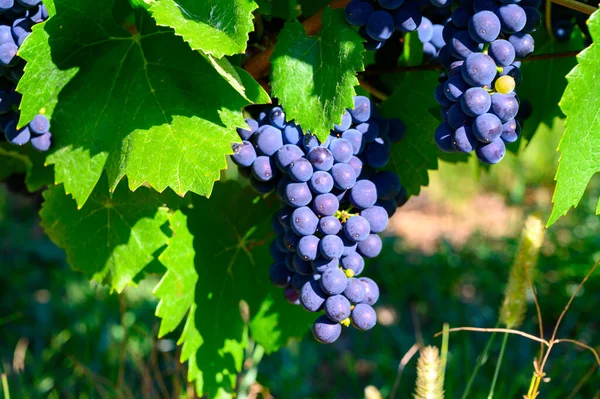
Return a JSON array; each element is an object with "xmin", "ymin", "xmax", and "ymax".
[{"xmin": 550, "ymin": 0, "xmax": 597, "ymax": 15}]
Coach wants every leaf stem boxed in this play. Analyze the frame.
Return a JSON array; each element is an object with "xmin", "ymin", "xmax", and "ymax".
[
  {"xmin": 1, "ymin": 373, "xmax": 9, "ymax": 399},
  {"xmin": 487, "ymin": 333, "xmax": 509, "ymax": 399},
  {"xmin": 550, "ymin": 0, "xmax": 598, "ymax": 15}
]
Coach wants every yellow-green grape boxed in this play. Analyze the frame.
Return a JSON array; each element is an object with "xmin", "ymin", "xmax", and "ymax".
[{"xmin": 495, "ymin": 75, "xmax": 516, "ymax": 94}]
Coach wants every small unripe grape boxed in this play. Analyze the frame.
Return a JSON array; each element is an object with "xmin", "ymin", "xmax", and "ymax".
[{"xmin": 495, "ymin": 75, "xmax": 516, "ymax": 94}]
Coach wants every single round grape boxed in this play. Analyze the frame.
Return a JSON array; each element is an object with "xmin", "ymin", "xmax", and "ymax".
[
  {"xmin": 341, "ymin": 252, "xmax": 365, "ymax": 276},
  {"xmin": 275, "ymin": 144, "xmax": 304, "ymax": 170},
  {"xmin": 438, "ymin": 45, "xmax": 453, "ymax": 69},
  {"xmin": 231, "ymin": 141, "xmax": 256, "ymax": 167},
  {"xmin": 435, "ymin": 123, "xmax": 455, "ymax": 153},
  {"xmin": 269, "ymin": 106, "xmax": 286, "ymax": 129},
  {"xmin": 476, "ymin": 138, "xmax": 506, "ymax": 164},
  {"xmin": 324, "ymin": 295, "xmax": 351, "ymax": 322},
  {"xmin": 283, "ymin": 122, "xmax": 302, "ymax": 145},
  {"xmin": 472, "ymin": 113, "xmax": 503, "ymax": 143},
  {"xmin": 269, "ymin": 262, "xmax": 292, "ymax": 287},
  {"xmin": 300, "ymin": 279, "xmax": 327, "ymax": 312},
  {"xmin": 435, "ymin": 83, "xmax": 454, "ymax": 108},
  {"xmin": 292, "ymin": 255, "xmax": 313, "ymax": 275},
  {"xmin": 431, "ymin": 24, "xmax": 445, "ymax": 48},
  {"xmin": 307, "ymin": 147, "xmax": 334, "ymax": 171},
  {"xmin": 309, "ymin": 170, "xmax": 334, "ymax": 194},
  {"xmin": 444, "ymin": 74, "xmax": 469, "ymax": 102},
  {"xmin": 393, "ymin": 3, "xmax": 422, "ymax": 32},
  {"xmin": 319, "ymin": 216, "xmax": 342, "ymax": 235},
  {"xmin": 291, "ymin": 206, "xmax": 319, "ymax": 236},
  {"xmin": 360, "ymin": 206, "xmax": 389, "ymax": 233},
  {"xmin": 351, "ymin": 303, "xmax": 377, "ymax": 330},
  {"xmin": 378, "ymin": 0, "xmax": 405, "ymax": 10},
  {"xmin": 313, "ymin": 193, "xmax": 340, "ymax": 217},
  {"xmin": 501, "ymin": 118, "xmax": 520, "ymax": 143},
  {"xmin": 345, "ymin": 0, "xmax": 374, "ymax": 26},
  {"xmin": 30, "ymin": 132, "xmax": 52, "ymax": 152},
  {"xmin": 462, "ymin": 53, "xmax": 497, "ymax": 86},
  {"xmin": 312, "ymin": 257, "xmax": 338, "ymax": 273},
  {"xmin": 320, "ymin": 267, "xmax": 348, "ymax": 295},
  {"xmin": 302, "ymin": 134, "xmax": 320, "ymax": 152},
  {"xmin": 357, "ymin": 234, "xmax": 383, "ymax": 258},
  {"xmin": 364, "ymin": 138, "xmax": 391, "ymax": 168},
  {"xmin": 361, "ymin": 28, "xmax": 385, "ymax": 50},
  {"xmin": 344, "ymin": 278, "xmax": 366, "ymax": 303},
  {"xmin": 283, "ymin": 230, "xmax": 300, "ymax": 253},
  {"xmin": 417, "ymin": 17, "xmax": 433, "ymax": 43},
  {"xmin": 461, "ymin": 87, "xmax": 491, "ymax": 117},
  {"xmin": 334, "ymin": 110, "xmax": 352, "ymax": 132},
  {"xmin": 452, "ymin": 125, "xmax": 477, "ymax": 153},
  {"xmin": 236, "ymin": 118, "xmax": 258, "ymax": 140},
  {"xmin": 284, "ymin": 182, "xmax": 312, "ymax": 207},
  {"xmin": 490, "ymin": 93, "xmax": 519, "ymax": 122},
  {"xmin": 452, "ymin": 6, "xmax": 472, "ymax": 28},
  {"xmin": 442, "ymin": 23, "xmax": 459, "ymax": 45},
  {"xmin": 468, "ymin": 10, "xmax": 501, "ymax": 43},
  {"xmin": 448, "ymin": 103, "xmax": 472, "ymax": 130},
  {"xmin": 347, "ymin": 156, "xmax": 364, "ymax": 177},
  {"xmin": 284, "ymin": 286, "xmax": 300, "ymax": 304},
  {"xmin": 509, "ymin": 33, "xmax": 534, "ymax": 58},
  {"xmin": 274, "ymin": 235, "xmax": 288, "ymax": 253},
  {"xmin": 379, "ymin": 199, "xmax": 397, "ymax": 217},
  {"xmin": 320, "ymin": 235, "xmax": 345, "ymax": 260},
  {"xmin": 495, "ymin": 75, "xmax": 515, "ymax": 94},
  {"xmin": 331, "ymin": 163, "xmax": 357, "ymax": 190},
  {"xmin": 360, "ymin": 277, "xmax": 380, "ymax": 305},
  {"xmin": 289, "ymin": 158, "xmax": 313, "ymax": 182},
  {"xmin": 366, "ymin": 10, "xmax": 395, "ymax": 41},
  {"xmin": 341, "ymin": 129, "xmax": 363, "ymax": 155},
  {"xmin": 255, "ymin": 125, "xmax": 283, "ymax": 156},
  {"xmin": 313, "ymin": 315, "xmax": 342, "ymax": 344},
  {"xmin": 329, "ymin": 138, "xmax": 354, "ymax": 163},
  {"xmin": 297, "ymin": 235, "xmax": 320, "ymax": 261},
  {"xmin": 349, "ymin": 179, "xmax": 377, "ymax": 209},
  {"xmin": 344, "ymin": 216, "xmax": 371, "ymax": 242},
  {"xmin": 450, "ymin": 31, "xmax": 481, "ymax": 60},
  {"xmin": 0, "ymin": 41, "xmax": 17, "ymax": 67},
  {"xmin": 349, "ymin": 96, "xmax": 371, "ymax": 123},
  {"xmin": 497, "ymin": 4, "xmax": 526, "ymax": 34},
  {"xmin": 488, "ymin": 39, "xmax": 515, "ymax": 67},
  {"xmin": 553, "ymin": 20, "xmax": 573, "ymax": 42},
  {"xmin": 251, "ymin": 156, "xmax": 276, "ymax": 182}
]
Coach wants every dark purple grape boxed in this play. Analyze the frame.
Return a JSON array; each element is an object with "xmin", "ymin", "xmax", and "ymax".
[
  {"xmin": 469, "ymin": 11, "xmax": 501, "ymax": 43},
  {"xmin": 351, "ymin": 303, "xmax": 377, "ymax": 330},
  {"xmin": 334, "ymin": 110, "xmax": 352, "ymax": 132},
  {"xmin": 291, "ymin": 206, "xmax": 319, "ymax": 236},
  {"xmin": 324, "ymin": 295, "xmax": 351, "ymax": 322},
  {"xmin": 490, "ymin": 93, "xmax": 519, "ymax": 122},
  {"xmin": 435, "ymin": 123, "xmax": 455, "ymax": 153},
  {"xmin": 501, "ymin": 118, "xmax": 520, "ymax": 143},
  {"xmin": 344, "ymin": 278, "xmax": 366, "ymax": 303},
  {"xmin": 347, "ymin": 156, "xmax": 364, "ymax": 177},
  {"xmin": 349, "ymin": 96, "xmax": 371, "ymax": 123},
  {"xmin": 461, "ymin": 87, "xmax": 491, "ymax": 117},
  {"xmin": 307, "ymin": 147, "xmax": 334, "ymax": 171},
  {"xmin": 476, "ymin": 138, "xmax": 506, "ymax": 164},
  {"xmin": 293, "ymin": 255, "xmax": 313, "ymax": 275},
  {"xmin": 320, "ymin": 267, "xmax": 348, "ymax": 295},
  {"xmin": 452, "ymin": 125, "xmax": 477, "ymax": 153},
  {"xmin": 320, "ymin": 235, "xmax": 345, "ymax": 260},
  {"xmin": 282, "ymin": 122, "xmax": 302, "ymax": 145},
  {"xmin": 313, "ymin": 315, "xmax": 342, "ymax": 343},
  {"xmin": 357, "ymin": 234, "xmax": 382, "ymax": 258},
  {"xmin": 341, "ymin": 252, "xmax": 365, "ymax": 276},
  {"xmin": 462, "ymin": 53, "xmax": 497, "ymax": 86},
  {"xmin": 394, "ymin": 3, "xmax": 422, "ymax": 32},
  {"xmin": 289, "ymin": 158, "xmax": 313, "ymax": 182},
  {"xmin": 366, "ymin": 10, "xmax": 395, "ymax": 41},
  {"xmin": 319, "ymin": 216, "xmax": 342, "ymax": 235},
  {"xmin": 269, "ymin": 106, "xmax": 286, "ymax": 129},
  {"xmin": 360, "ymin": 277, "xmax": 380, "ymax": 305},
  {"xmin": 509, "ymin": 33, "xmax": 534, "ymax": 58},
  {"xmin": 255, "ymin": 125, "xmax": 283, "ymax": 156},
  {"xmin": 300, "ymin": 280, "xmax": 327, "ymax": 312},
  {"xmin": 237, "ymin": 118, "xmax": 258, "ymax": 140},
  {"xmin": 312, "ymin": 257, "xmax": 338, "ymax": 273},
  {"xmin": 344, "ymin": 215, "xmax": 371, "ymax": 242},
  {"xmin": 349, "ymin": 179, "xmax": 377, "ymax": 209},
  {"xmin": 488, "ymin": 39, "xmax": 515, "ymax": 67},
  {"xmin": 275, "ymin": 144, "xmax": 304, "ymax": 170},
  {"xmin": 284, "ymin": 182, "xmax": 312, "ymax": 207},
  {"xmin": 497, "ymin": 5, "xmax": 526, "ymax": 34},
  {"xmin": 444, "ymin": 74, "xmax": 469, "ymax": 102},
  {"xmin": 313, "ymin": 193, "xmax": 339, "ymax": 217},
  {"xmin": 345, "ymin": 0, "xmax": 374, "ymax": 26},
  {"xmin": 269, "ymin": 262, "xmax": 292, "ymax": 287},
  {"xmin": 360, "ymin": 206, "xmax": 389, "ymax": 233},
  {"xmin": 331, "ymin": 163, "xmax": 357, "ymax": 190},
  {"xmin": 472, "ymin": 113, "xmax": 503, "ymax": 143},
  {"xmin": 297, "ymin": 235, "xmax": 320, "ymax": 261},
  {"xmin": 329, "ymin": 138, "xmax": 354, "ymax": 163},
  {"xmin": 231, "ymin": 141, "xmax": 256, "ymax": 167},
  {"xmin": 341, "ymin": 129, "xmax": 363, "ymax": 154},
  {"xmin": 30, "ymin": 132, "xmax": 51, "ymax": 151},
  {"xmin": 252, "ymin": 156, "xmax": 276, "ymax": 182}
]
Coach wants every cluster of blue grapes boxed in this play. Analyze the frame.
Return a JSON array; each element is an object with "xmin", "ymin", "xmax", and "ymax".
[
  {"xmin": 344, "ymin": 0, "xmax": 426, "ymax": 50},
  {"xmin": 0, "ymin": 0, "xmax": 52, "ymax": 152},
  {"xmin": 231, "ymin": 97, "xmax": 407, "ymax": 343},
  {"xmin": 433, "ymin": 0, "xmax": 540, "ymax": 164},
  {"xmin": 417, "ymin": 17, "xmax": 445, "ymax": 60}
]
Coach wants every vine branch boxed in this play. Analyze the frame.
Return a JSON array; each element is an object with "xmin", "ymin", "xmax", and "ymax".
[{"xmin": 550, "ymin": 0, "xmax": 598, "ymax": 15}]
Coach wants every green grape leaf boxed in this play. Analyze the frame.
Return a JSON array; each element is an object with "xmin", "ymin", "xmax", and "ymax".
[
  {"xmin": 154, "ymin": 181, "xmax": 312, "ymax": 398},
  {"xmin": 0, "ymin": 144, "xmax": 54, "ymax": 192},
  {"xmin": 379, "ymin": 71, "xmax": 442, "ymax": 197},
  {"xmin": 18, "ymin": 0, "xmax": 252, "ymax": 208},
  {"xmin": 148, "ymin": 0, "xmax": 258, "ymax": 58},
  {"xmin": 548, "ymin": 10, "xmax": 600, "ymax": 226},
  {"xmin": 256, "ymin": 0, "xmax": 300, "ymax": 20},
  {"xmin": 40, "ymin": 176, "xmax": 170, "ymax": 292},
  {"xmin": 519, "ymin": 28, "xmax": 585, "ymax": 143},
  {"xmin": 271, "ymin": 7, "xmax": 364, "ymax": 142}
]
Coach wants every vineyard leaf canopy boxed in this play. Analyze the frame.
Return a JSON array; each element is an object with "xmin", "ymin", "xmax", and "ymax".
[
  {"xmin": 154, "ymin": 182, "xmax": 313, "ymax": 398},
  {"xmin": 18, "ymin": 0, "xmax": 252, "ymax": 208},
  {"xmin": 40, "ymin": 176, "xmax": 170, "ymax": 292},
  {"xmin": 149, "ymin": 0, "xmax": 258, "ymax": 58},
  {"xmin": 271, "ymin": 7, "xmax": 364, "ymax": 142},
  {"xmin": 549, "ymin": 9, "xmax": 600, "ymax": 226}
]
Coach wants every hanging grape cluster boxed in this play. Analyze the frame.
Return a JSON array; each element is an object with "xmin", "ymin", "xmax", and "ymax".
[
  {"xmin": 0, "ymin": 0, "xmax": 52, "ymax": 151},
  {"xmin": 230, "ymin": 97, "xmax": 407, "ymax": 343}
]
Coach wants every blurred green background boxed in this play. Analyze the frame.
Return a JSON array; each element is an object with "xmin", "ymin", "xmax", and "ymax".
[{"xmin": 1, "ymin": 116, "xmax": 599, "ymax": 398}]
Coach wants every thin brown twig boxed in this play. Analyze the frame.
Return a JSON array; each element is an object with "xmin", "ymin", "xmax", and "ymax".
[
  {"xmin": 551, "ymin": 0, "xmax": 598, "ymax": 15},
  {"xmin": 566, "ymin": 364, "xmax": 599, "ymax": 399},
  {"xmin": 359, "ymin": 79, "xmax": 389, "ymax": 101},
  {"xmin": 389, "ymin": 343, "xmax": 420, "ymax": 399},
  {"xmin": 434, "ymin": 327, "xmax": 549, "ymax": 345},
  {"xmin": 553, "ymin": 339, "xmax": 600, "ymax": 366}
]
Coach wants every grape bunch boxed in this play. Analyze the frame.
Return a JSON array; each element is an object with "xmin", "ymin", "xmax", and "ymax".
[
  {"xmin": 432, "ymin": 0, "xmax": 540, "ymax": 164},
  {"xmin": 344, "ymin": 0, "xmax": 426, "ymax": 50},
  {"xmin": 230, "ymin": 97, "xmax": 408, "ymax": 343},
  {"xmin": 417, "ymin": 17, "xmax": 445, "ymax": 60},
  {"xmin": 0, "ymin": 0, "xmax": 52, "ymax": 152}
]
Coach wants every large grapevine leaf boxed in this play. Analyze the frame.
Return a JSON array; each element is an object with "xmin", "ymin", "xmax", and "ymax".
[
  {"xmin": 40, "ymin": 176, "xmax": 170, "ymax": 292},
  {"xmin": 548, "ymin": 10, "xmax": 600, "ymax": 226},
  {"xmin": 149, "ymin": 0, "xmax": 258, "ymax": 58},
  {"xmin": 271, "ymin": 7, "xmax": 364, "ymax": 142},
  {"xmin": 379, "ymin": 71, "xmax": 442, "ymax": 197},
  {"xmin": 154, "ymin": 181, "xmax": 312, "ymax": 398},
  {"xmin": 18, "ymin": 0, "xmax": 252, "ymax": 207}
]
